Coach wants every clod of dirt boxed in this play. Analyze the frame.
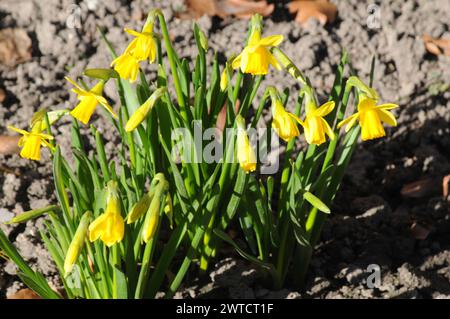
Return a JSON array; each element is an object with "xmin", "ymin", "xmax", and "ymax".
[
  {"xmin": 422, "ymin": 35, "xmax": 450, "ymax": 56},
  {"xmin": 288, "ymin": 0, "xmax": 337, "ymax": 27},
  {"xmin": 0, "ymin": 136, "xmax": 21, "ymax": 155},
  {"xmin": 185, "ymin": 0, "xmax": 274, "ymax": 19},
  {"xmin": 0, "ymin": 28, "xmax": 32, "ymax": 67}
]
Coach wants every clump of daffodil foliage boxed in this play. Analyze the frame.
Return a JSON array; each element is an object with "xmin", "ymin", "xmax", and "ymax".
[{"xmin": 0, "ymin": 10, "xmax": 398, "ymax": 298}]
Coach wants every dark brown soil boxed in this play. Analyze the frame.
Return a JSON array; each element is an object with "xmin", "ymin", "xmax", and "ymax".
[{"xmin": 0, "ymin": 0, "xmax": 449, "ymax": 298}]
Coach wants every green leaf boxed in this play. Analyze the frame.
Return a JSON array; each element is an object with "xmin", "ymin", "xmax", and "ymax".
[
  {"xmin": 303, "ymin": 192, "xmax": 330, "ymax": 214},
  {"xmin": 5, "ymin": 205, "xmax": 60, "ymax": 224}
]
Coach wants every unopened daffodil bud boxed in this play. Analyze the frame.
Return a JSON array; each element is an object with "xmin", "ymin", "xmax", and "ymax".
[
  {"xmin": 64, "ymin": 211, "xmax": 92, "ymax": 276},
  {"xmin": 142, "ymin": 178, "xmax": 169, "ymax": 243},
  {"xmin": 126, "ymin": 192, "xmax": 152, "ymax": 224},
  {"xmin": 220, "ymin": 67, "xmax": 229, "ymax": 92},
  {"xmin": 89, "ymin": 181, "xmax": 124, "ymax": 247},
  {"xmin": 125, "ymin": 87, "xmax": 166, "ymax": 132},
  {"xmin": 164, "ymin": 193, "xmax": 173, "ymax": 229},
  {"xmin": 236, "ymin": 115, "xmax": 257, "ymax": 173}
]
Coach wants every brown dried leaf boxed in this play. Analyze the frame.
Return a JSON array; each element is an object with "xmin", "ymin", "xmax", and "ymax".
[
  {"xmin": 443, "ymin": 174, "xmax": 450, "ymax": 199},
  {"xmin": 400, "ymin": 178, "xmax": 438, "ymax": 198},
  {"xmin": 288, "ymin": 0, "xmax": 337, "ymax": 27},
  {"xmin": 410, "ymin": 222, "xmax": 431, "ymax": 240},
  {"xmin": 0, "ymin": 28, "xmax": 32, "ymax": 67},
  {"xmin": 0, "ymin": 88, "xmax": 5, "ymax": 103},
  {"xmin": 423, "ymin": 35, "xmax": 450, "ymax": 56},
  {"xmin": 0, "ymin": 135, "xmax": 21, "ymax": 155},
  {"xmin": 185, "ymin": 0, "xmax": 274, "ymax": 19},
  {"xmin": 7, "ymin": 289, "xmax": 42, "ymax": 299}
]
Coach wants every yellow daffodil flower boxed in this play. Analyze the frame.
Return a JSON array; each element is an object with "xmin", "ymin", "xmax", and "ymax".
[
  {"xmin": 232, "ymin": 15, "xmax": 283, "ymax": 75},
  {"xmin": 66, "ymin": 77, "xmax": 117, "ymax": 124},
  {"xmin": 7, "ymin": 123, "xmax": 54, "ymax": 161},
  {"xmin": 125, "ymin": 87, "xmax": 166, "ymax": 132},
  {"xmin": 236, "ymin": 115, "xmax": 257, "ymax": 173},
  {"xmin": 269, "ymin": 89, "xmax": 301, "ymax": 141},
  {"xmin": 123, "ymin": 25, "xmax": 157, "ymax": 62},
  {"xmin": 111, "ymin": 53, "xmax": 140, "ymax": 83},
  {"xmin": 89, "ymin": 181, "xmax": 124, "ymax": 247},
  {"xmin": 299, "ymin": 101, "xmax": 335, "ymax": 145},
  {"xmin": 338, "ymin": 95, "xmax": 398, "ymax": 141},
  {"xmin": 64, "ymin": 211, "xmax": 91, "ymax": 276}
]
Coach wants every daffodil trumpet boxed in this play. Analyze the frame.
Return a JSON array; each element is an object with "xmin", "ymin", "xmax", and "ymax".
[{"xmin": 66, "ymin": 77, "xmax": 117, "ymax": 124}]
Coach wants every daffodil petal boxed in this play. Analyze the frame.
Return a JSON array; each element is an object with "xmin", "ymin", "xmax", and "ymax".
[
  {"xmin": 315, "ymin": 101, "xmax": 335, "ymax": 117},
  {"xmin": 375, "ymin": 103, "xmax": 399, "ymax": 110},
  {"xmin": 321, "ymin": 118, "xmax": 335, "ymax": 140},
  {"xmin": 377, "ymin": 109, "xmax": 397, "ymax": 127},
  {"xmin": 337, "ymin": 113, "xmax": 359, "ymax": 132},
  {"xmin": 7, "ymin": 125, "xmax": 29, "ymax": 136},
  {"xmin": 232, "ymin": 53, "xmax": 243, "ymax": 69},
  {"xmin": 268, "ymin": 53, "xmax": 281, "ymax": 70},
  {"xmin": 124, "ymin": 28, "xmax": 143, "ymax": 37},
  {"xmin": 258, "ymin": 35, "xmax": 284, "ymax": 47},
  {"xmin": 65, "ymin": 76, "xmax": 87, "ymax": 93}
]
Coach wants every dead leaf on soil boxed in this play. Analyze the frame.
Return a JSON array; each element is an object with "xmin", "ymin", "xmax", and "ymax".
[
  {"xmin": 400, "ymin": 178, "xmax": 439, "ymax": 198},
  {"xmin": 184, "ymin": 0, "xmax": 274, "ymax": 19},
  {"xmin": 0, "ymin": 28, "xmax": 32, "ymax": 67},
  {"xmin": 0, "ymin": 88, "xmax": 6, "ymax": 103},
  {"xmin": 422, "ymin": 35, "xmax": 450, "ymax": 57},
  {"xmin": 0, "ymin": 135, "xmax": 21, "ymax": 155},
  {"xmin": 443, "ymin": 174, "xmax": 450, "ymax": 200},
  {"xmin": 410, "ymin": 222, "xmax": 431, "ymax": 240},
  {"xmin": 7, "ymin": 288, "xmax": 42, "ymax": 299},
  {"xmin": 288, "ymin": 0, "xmax": 337, "ymax": 27}
]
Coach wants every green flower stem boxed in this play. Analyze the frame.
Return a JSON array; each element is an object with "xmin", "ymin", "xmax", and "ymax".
[
  {"xmin": 272, "ymin": 48, "xmax": 307, "ymax": 86},
  {"xmin": 156, "ymin": 12, "xmax": 188, "ymax": 123}
]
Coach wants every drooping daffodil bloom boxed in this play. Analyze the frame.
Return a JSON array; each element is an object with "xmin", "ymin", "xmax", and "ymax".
[
  {"xmin": 338, "ymin": 95, "xmax": 398, "ymax": 141},
  {"xmin": 123, "ymin": 24, "xmax": 157, "ymax": 62},
  {"xmin": 66, "ymin": 77, "xmax": 117, "ymax": 124},
  {"xmin": 7, "ymin": 122, "xmax": 54, "ymax": 161},
  {"xmin": 232, "ymin": 14, "xmax": 283, "ymax": 75},
  {"xmin": 300, "ymin": 101, "xmax": 335, "ymax": 145},
  {"xmin": 89, "ymin": 181, "xmax": 124, "ymax": 247},
  {"xmin": 269, "ymin": 88, "xmax": 301, "ymax": 142}
]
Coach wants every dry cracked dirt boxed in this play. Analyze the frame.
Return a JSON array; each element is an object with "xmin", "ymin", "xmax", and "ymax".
[{"xmin": 0, "ymin": 0, "xmax": 449, "ymax": 299}]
